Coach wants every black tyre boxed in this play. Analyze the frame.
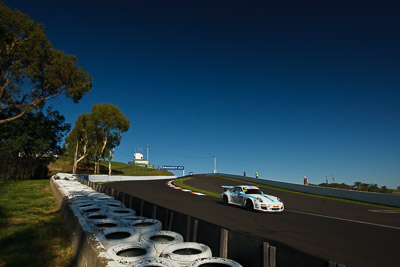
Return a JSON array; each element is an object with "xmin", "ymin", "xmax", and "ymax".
[
  {"xmin": 245, "ymin": 200, "xmax": 254, "ymax": 211},
  {"xmin": 222, "ymin": 195, "xmax": 229, "ymax": 205}
]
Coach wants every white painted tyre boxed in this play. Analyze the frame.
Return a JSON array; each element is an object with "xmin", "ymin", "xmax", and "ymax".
[
  {"xmin": 140, "ymin": 231, "xmax": 184, "ymax": 256},
  {"xmin": 161, "ymin": 242, "xmax": 212, "ymax": 267},
  {"xmin": 99, "ymin": 200, "xmax": 126, "ymax": 210},
  {"xmin": 79, "ymin": 205, "xmax": 105, "ymax": 215},
  {"xmin": 95, "ymin": 195, "xmax": 115, "ymax": 201},
  {"xmin": 57, "ymin": 173, "xmax": 76, "ymax": 180},
  {"xmin": 187, "ymin": 257, "xmax": 243, "ymax": 267},
  {"xmin": 90, "ymin": 219, "xmax": 122, "ymax": 231},
  {"xmin": 129, "ymin": 257, "xmax": 180, "ymax": 267},
  {"xmin": 88, "ymin": 192, "xmax": 107, "ymax": 199},
  {"xmin": 107, "ymin": 241, "xmax": 157, "ymax": 265},
  {"xmin": 68, "ymin": 194, "xmax": 92, "ymax": 202},
  {"xmin": 71, "ymin": 200, "xmax": 97, "ymax": 209},
  {"xmin": 85, "ymin": 212, "xmax": 110, "ymax": 221},
  {"xmin": 120, "ymin": 215, "xmax": 148, "ymax": 225},
  {"xmin": 128, "ymin": 218, "xmax": 162, "ymax": 236},
  {"xmin": 109, "ymin": 208, "xmax": 136, "ymax": 218},
  {"xmin": 98, "ymin": 227, "xmax": 141, "ymax": 249}
]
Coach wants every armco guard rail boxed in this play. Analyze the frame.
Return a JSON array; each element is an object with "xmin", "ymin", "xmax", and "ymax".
[
  {"xmin": 196, "ymin": 173, "xmax": 400, "ymax": 208},
  {"xmin": 75, "ymin": 177, "xmax": 344, "ymax": 267}
]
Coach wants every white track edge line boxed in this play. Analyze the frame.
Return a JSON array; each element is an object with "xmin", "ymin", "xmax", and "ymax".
[{"xmin": 287, "ymin": 210, "xmax": 400, "ymax": 230}]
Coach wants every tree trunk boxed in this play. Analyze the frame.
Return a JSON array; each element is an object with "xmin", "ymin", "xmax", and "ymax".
[
  {"xmin": 2, "ymin": 155, "xmax": 8, "ymax": 182},
  {"xmin": 74, "ymin": 139, "xmax": 88, "ymax": 174},
  {"xmin": 108, "ymin": 148, "xmax": 114, "ymax": 176},
  {"xmin": 14, "ymin": 155, "xmax": 19, "ymax": 181},
  {"xmin": 96, "ymin": 136, "xmax": 108, "ymax": 174},
  {"xmin": 96, "ymin": 158, "xmax": 101, "ymax": 174},
  {"xmin": 21, "ymin": 158, "xmax": 27, "ymax": 180},
  {"xmin": 73, "ymin": 141, "xmax": 78, "ymax": 174}
]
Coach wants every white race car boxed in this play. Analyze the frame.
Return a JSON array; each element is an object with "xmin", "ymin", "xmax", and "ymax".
[{"xmin": 221, "ymin": 185, "xmax": 284, "ymax": 212}]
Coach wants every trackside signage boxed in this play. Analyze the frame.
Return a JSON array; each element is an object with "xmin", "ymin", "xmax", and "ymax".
[{"xmin": 162, "ymin": 166, "xmax": 184, "ymax": 170}]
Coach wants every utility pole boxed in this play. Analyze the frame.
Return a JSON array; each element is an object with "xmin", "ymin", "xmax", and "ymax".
[
  {"xmin": 213, "ymin": 155, "xmax": 217, "ymax": 173},
  {"xmin": 146, "ymin": 144, "xmax": 149, "ymax": 166}
]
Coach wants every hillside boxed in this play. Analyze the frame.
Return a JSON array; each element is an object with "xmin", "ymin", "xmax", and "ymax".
[{"xmin": 48, "ymin": 159, "xmax": 174, "ymax": 177}]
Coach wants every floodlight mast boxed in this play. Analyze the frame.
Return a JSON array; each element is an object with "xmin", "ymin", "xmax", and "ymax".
[
  {"xmin": 147, "ymin": 144, "xmax": 149, "ymax": 163},
  {"xmin": 213, "ymin": 155, "xmax": 217, "ymax": 173}
]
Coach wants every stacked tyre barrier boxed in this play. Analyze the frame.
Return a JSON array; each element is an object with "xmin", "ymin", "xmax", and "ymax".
[{"xmin": 51, "ymin": 173, "xmax": 243, "ymax": 267}]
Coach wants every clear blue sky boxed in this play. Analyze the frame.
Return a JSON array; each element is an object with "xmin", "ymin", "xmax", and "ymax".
[{"xmin": 5, "ymin": 0, "xmax": 400, "ymax": 188}]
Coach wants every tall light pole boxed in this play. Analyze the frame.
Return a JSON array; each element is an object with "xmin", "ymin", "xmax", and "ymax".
[
  {"xmin": 213, "ymin": 155, "xmax": 217, "ymax": 173},
  {"xmin": 146, "ymin": 144, "xmax": 149, "ymax": 166}
]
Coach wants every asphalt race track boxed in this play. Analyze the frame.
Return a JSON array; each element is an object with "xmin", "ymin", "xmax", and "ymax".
[{"xmin": 106, "ymin": 176, "xmax": 400, "ymax": 267}]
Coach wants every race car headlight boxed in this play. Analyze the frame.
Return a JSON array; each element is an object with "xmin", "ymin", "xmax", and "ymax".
[{"xmin": 257, "ymin": 197, "xmax": 263, "ymax": 203}]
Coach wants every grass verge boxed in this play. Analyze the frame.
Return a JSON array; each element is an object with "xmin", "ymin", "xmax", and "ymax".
[
  {"xmin": 48, "ymin": 158, "xmax": 174, "ymax": 176},
  {"xmin": 173, "ymin": 178, "xmax": 221, "ymax": 198},
  {"xmin": 0, "ymin": 180, "xmax": 73, "ymax": 267}
]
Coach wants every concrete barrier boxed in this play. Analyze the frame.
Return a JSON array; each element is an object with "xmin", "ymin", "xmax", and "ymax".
[
  {"xmin": 50, "ymin": 179, "xmax": 118, "ymax": 267},
  {"xmin": 199, "ymin": 173, "xmax": 400, "ymax": 208}
]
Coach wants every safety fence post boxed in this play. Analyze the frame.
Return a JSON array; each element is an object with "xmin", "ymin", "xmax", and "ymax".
[
  {"xmin": 219, "ymin": 228, "xmax": 228, "ymax": 258},
  {"xmin": 168, "ymin": 211, "xmax": 174, "ymax": 231},
  {"xmin": 186, "ymin": 215, "xmax": 191, "ymax": 241},
  {"xmin": 192, "ymin": 219, "xmax": 198, "ymax": 242},
  {"xmin": 164, "ymin": 209, "xmax": 169, "ymax": 229},
  {"xmin": 263, "ymin": 242, "xmax": 276, "ymax": 267},
  {"xmin": 269, "ymin": 246, "xmax": 276, "ymax": 267},
  {"xmin": 152, "ymin": 205, "xmax": 157, "ymax": 219},
  {"xmin": 121, "ymin": 192, "xmax": 126, "ymax": 206},
  {"xmin": 263, "ymin": 242, "xmax": 270, "ymax": 267},
  {"xmin": 140, "ymin": 200, "xmax": 144, "ymax": 216}
]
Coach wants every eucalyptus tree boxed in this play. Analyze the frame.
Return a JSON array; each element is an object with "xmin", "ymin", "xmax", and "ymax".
[
  {"xmin": 90, "ymin": 103, "xmax": 130, "ymax": 174},
  {"xmin": 65, "ymin": 103, "xmax": 130, "ymax": 174},
  {"xmin": 65, "ymin": 113, "xmax": 97, "ymax": 174},
  {"xmin": 0, "ymin": 2, "xmax": 92, "ymax": 124}
]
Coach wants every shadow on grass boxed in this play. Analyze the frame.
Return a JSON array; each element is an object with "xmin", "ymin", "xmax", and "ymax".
[
  {"xmin": 0, "ymin": 205, "xmax": 8, "ymax": 228},
  {"xmin": 0, "ymin": 213, "xmax": 73, "ymax": 267}
]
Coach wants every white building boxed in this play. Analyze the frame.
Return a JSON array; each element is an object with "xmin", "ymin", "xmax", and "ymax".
[{"xmin": 129, "ymin": 152, "xmax": 152, "ymax": 168}]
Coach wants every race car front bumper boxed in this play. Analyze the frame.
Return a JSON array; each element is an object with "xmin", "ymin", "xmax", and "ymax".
[{"xmin": 255, "ymin": 203, "xmax": 284, "ymax": 212}]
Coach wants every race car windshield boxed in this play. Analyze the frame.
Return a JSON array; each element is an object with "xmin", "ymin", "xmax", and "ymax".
[{"xmin": 244, "ymin": 189, "xmax": 263, "ymax": 194}]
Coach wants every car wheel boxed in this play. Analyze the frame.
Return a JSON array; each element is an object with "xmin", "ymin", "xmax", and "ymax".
[
  {"xmin": 245, "ymin": 200, "xmax": 254, "ymax": 211},
  {"xmin": 222, "ymin": 195, "xmax": 229, "ymax": 205}
]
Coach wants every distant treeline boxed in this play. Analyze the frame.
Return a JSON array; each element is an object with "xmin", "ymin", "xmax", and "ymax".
[{"xmin": 315, "ymin": 182, "xmax": 400, "ymax": 194}]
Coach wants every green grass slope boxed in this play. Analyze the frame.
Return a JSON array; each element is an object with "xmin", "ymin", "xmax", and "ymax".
[{"xmin": 48, "ymin": 158, "xmax": 174, "ymax": 176}]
